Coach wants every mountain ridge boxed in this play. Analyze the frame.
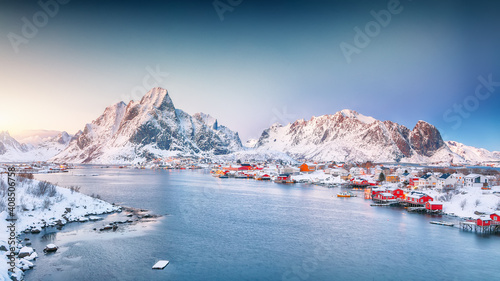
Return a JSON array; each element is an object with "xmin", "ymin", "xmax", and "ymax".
[
  {"xmin": 253, "ymin": 109, "xmax": 474, "ymax": 163},
  {"xmin": 1, "ymin": 93, "xmax": 498, "ymax": 164}
]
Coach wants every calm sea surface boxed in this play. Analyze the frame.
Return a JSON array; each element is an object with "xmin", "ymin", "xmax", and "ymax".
[{"xmin": 24, "ymin": 167, "xmax": 500, "ymax": 280}]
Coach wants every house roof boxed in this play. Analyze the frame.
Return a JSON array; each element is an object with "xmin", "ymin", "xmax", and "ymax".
[
  {"xmin": 407, "ymin": 192, "xmax": 429, "ymax": 199},
  {"xmin": 421, "ymin": 174, "xmax": 432, "ymax": 180},
  {"xmin": 380, "ymin": 192, "xmax": 395, "ymax": 197},
  {"xmin": 439, "ymin": 173, "xmax": 451, "ymax": 179}
]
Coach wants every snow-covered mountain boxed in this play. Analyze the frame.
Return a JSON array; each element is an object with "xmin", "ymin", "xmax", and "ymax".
[
  {"xmin": 0, "ymin": 131, "xmax": 71, "ymax": 162},
  {"xmin": 254, "ymin": 109, "xmax": 461, "ymax": 163},
  {"xmin": 446, "ymin": 140, "xmax": 500, "ymax": 162},
  {"xmin": 0, "ymin": 131, "xmax": 30, "ymax": 156},
  {"xmin": 12, "ymin": 130, "xmax": 64, "ymax": 146},
  {"xmin": 51, "ymin": 87, "xmax": 242, "ymax": 164}
]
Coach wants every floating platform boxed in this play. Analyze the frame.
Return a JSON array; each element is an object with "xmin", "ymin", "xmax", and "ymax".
[
  {"xmin": 407, "ymin": 207, "xmax": 426, "ymax": 212},
  {"xmin": 430, "ymin": 221, "xmax": 454, "ymax": 227},
  {"xmin": 370, "ymin": 202, "xmax": 398, "ymax": 207},
  {"xmin": 152, "ymin": 260, "xmax": 170, "ymax": 269}
]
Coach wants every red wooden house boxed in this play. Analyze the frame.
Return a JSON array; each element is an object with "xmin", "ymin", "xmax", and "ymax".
[
  {"xmin": 238, "ymin": 166, "xmax": 252, "ymax": 171},
  {"xmin": 389, "ymin": 188, "xmax": 404, "ymax": 199},
  {"xmin": 489, "ymin": 213, "xmax": 500, "ymax": 224},
  {"xmin": 425, "ymin": 201, "xmax": 443, "ymax": 211},
  {"xmin": 477, "ymin": 217, "xmax": 492, "ymax": 226},
  {"xmin": 373, "ymin": 192, "xmax": 397, "ymax": 202},
  {"xmin": 275, "ymin": 174, "xmax": 295, "ymax": 183},
  {"xmin": 371, "ymin": 188, "xmax": 387, "ymax": 197},
  {"xmin": 404, "ymin": 192, "xmax": 433, "ymax": 205}
]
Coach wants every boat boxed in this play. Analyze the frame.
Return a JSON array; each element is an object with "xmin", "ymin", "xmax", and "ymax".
[
  {"xmin": 337, "ymin": 192, "xmax": 356, "ymax": 198},
  {"xmin": 218, "ymin": 174, "xmax": 229, "ymax": 178}
]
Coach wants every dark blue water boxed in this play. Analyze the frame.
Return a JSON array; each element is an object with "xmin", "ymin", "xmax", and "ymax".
[{"xmin": 25, "ymin": 168, "xmax": 500, "ymax": 280}]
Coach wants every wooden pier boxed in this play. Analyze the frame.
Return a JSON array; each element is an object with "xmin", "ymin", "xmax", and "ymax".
[{"xmin": 460, "ymin": 221, "xmax": 500, "ymax": 234}]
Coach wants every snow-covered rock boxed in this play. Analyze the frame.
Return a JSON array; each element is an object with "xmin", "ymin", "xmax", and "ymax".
[
  {"xmin": 17, "ymin": 247, "xmax": 34, "ymax": 259},
  {"xmin": 44, "ymin": 244, "xmax": 58, "ymax": 253}
]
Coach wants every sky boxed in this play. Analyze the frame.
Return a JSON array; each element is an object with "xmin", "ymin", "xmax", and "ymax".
[{"xmin": 0, "ymin": 0, "xmax": 499, "ymax": 150}]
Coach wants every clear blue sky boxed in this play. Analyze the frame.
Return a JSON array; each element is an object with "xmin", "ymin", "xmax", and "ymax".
[{"xmin": 1, "ymin": 0, "xmax": 499, "ymax": 150}]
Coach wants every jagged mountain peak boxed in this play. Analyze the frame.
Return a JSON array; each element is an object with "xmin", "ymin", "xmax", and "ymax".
[
  {"xmin": 412, "ymin": 120, "xmax": 434, "ymax": 130},
  {"xmin": 139, "ymin": 87, "xmax": 174, "ymax": 111},
  {"xmin": 337, "ymin": 109, "xmax": 377, "ymax": 124},
  {"xmin": 0, "ymin": 131, "xmax": 11, "ymax": 139},
  {"xmin": 52, "ymin": 87, "xmax": 242, "ymax": 163},
  {"xmin": 54, "ymin": 131, "xmax": 71, "ymax": 145}
]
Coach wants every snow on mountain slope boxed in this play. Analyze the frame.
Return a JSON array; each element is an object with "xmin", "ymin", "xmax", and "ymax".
[
  {"xmin": 51, "ymin": 87, "xmax": 242, "ymax": 164},
  {"xmin": 216, "ymin": 149, "xmax": 297, "ymax": 163},
  {"xmin": 244, "ymin": 139, "xmax": 259, "ymax": 148},
  {"xmin": 0, "ymin": 131, "xmax": 72, "ymax": 162},
  {"xmin": 0, "ymin": 131, "xmax": 31, "ymax": 161},
  {"xmin": 254, "ymin": 110, "xmax": 461, "ymax": 163},
  {"xmin": 446, "ymin": 140, "xmax": 500, "ymax": 162},
  {"xmin": 12, "ymin": 130, "xmax": 63, "ymax": 146}
]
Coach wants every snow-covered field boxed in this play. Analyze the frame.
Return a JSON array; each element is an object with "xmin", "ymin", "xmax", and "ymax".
[
  {"xmin": 0, "ymin": 174, "xmax": 119, "ymax": 280},
  {"xmin": 427, "ymin": 186, "xmax": 500, "ymax": 219}
]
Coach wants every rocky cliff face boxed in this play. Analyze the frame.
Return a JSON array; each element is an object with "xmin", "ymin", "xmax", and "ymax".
[
  {"xmin": 52, "ymin": 87, "xmax": 242, "ymax": 163},
  {"xmin": 255, "ymin": 109, "xmax": 455, "ymax": 162}
]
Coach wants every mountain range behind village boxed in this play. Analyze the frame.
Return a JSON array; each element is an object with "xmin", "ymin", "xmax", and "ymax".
[{"xmin": 1, "ymin": 87, "xmax": 499, "ymax": 164}]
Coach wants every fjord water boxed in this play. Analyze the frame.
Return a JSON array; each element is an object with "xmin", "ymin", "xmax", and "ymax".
[{"xmin": 28, "ymin": 168, "xmax": 500, "ymax": 281}]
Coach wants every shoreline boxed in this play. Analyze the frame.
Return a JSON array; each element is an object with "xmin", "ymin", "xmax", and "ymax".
[
  {"xmin": 0, "ymin": 171, "xmax": 161, "ymax": 281},
  {"xmin": 2, "ymin": 204, "xmax": 162, "ymax": 281}
]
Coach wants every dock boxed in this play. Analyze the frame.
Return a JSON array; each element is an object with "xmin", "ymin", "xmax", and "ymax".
[
  {"xmin": 429, "ymin": 221, "xmax": 454, "ymax": 227},
  {"xmin": 460, "ymin": 221, "xmax": 500, "ymax": 234},
  {"xmin": 370, "ymin": 202, "xmax": 399, "ymax": 207},
  {"xmin": 152, "ymin": 260, "xmax": 170, "ymax": 270},
  {"xmin": 406, "ymin": 207, "xmax": 426, "ymax": 213}
]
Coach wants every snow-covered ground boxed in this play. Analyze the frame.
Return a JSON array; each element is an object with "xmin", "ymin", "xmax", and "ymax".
[
  {"xmin": 292, "ymin": 171, "xmax": 344, "ymax": 184},
  {"xmin": 426, "ymin": 186, "xmax": 500, "ymax": 219},
  {"xmin": 0, "ymin": 174, "xmax": 119, "ymax": 280}
]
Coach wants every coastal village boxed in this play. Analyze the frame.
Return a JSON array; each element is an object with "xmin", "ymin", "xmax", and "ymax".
[{"xmin": 2, "ymin": 159, "xmax": 499, "ymax": 228}]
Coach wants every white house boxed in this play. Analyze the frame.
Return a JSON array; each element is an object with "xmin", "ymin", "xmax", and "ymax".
[
  {"xmin": 418, "ymin": 174, "xmax": 439, "ymax": 189},
  {"xmin": 451, "ymin": 173, "xmax": 465, "ymax": 186},
  {"xmin": 464, "ymin": 174, "xmax": 489, "ymax": 188},
  {"xmin": 436, "ymin": 173, "xmax": 458, "ymax": 190}
]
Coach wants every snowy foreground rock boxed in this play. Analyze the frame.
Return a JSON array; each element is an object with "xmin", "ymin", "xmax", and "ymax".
[{"xmin": 0, "ymin": 174, "xmax": 119, "ymax": 280}]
